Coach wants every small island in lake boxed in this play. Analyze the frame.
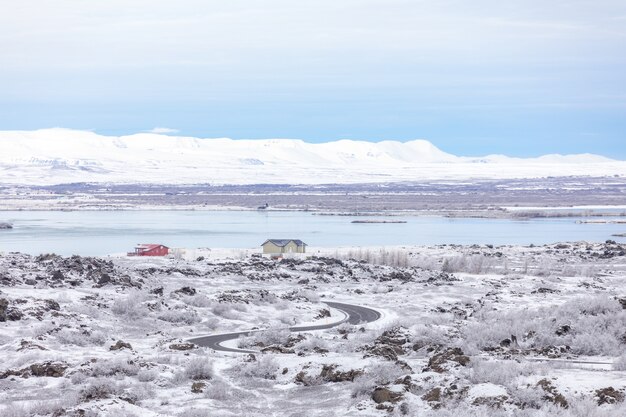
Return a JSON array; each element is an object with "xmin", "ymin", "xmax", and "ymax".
[{"xmin": 351, "ymin": 220, "xmax": 407, "ymax": 224}]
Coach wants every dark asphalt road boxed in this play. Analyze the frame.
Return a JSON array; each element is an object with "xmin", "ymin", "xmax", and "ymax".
[{"xmin": 188, "ymin": 301, "xmax": 381, "ymax": 353}]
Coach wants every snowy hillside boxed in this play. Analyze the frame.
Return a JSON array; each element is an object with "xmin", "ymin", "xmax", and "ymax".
[{"xmin": 0, "ymin": 129, "xmax": 623, "ymax": 185}]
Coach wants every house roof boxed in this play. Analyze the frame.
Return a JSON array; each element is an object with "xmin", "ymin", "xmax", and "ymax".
[
  {"xmin": 261, "ymin": 239, "xmax": 307, "ymax": 247},
  {"xmin": 135, "ymin": 244, "xmax": 168, "ymax": 251}
]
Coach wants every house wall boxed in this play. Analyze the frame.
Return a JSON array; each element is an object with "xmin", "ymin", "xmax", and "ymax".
[
  {"xmin": 142, "ymin": 246, "xmax": 169, "ymax": 256},
  {"xmin": 262, "ymin": 242, "xmax": 282, "ymax": 254},
  {"xmin": 262, "ymin": 241, "xmax": 305, "ymax": 254}
]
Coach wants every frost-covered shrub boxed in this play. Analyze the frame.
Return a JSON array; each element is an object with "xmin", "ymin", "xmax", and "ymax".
[
  {"xmin": 211, "ymin": 303, "xmax": 240, "ymax": 319},
  {"xmin": 176, "ymin": 409, "xmax": 210, "ymax": 417},
  {"xmin": 184, "ymin": 357, "xmax": 214, "ymax": 380},
  {"xmin": 337, "ymin": 248, "xmax": 410, "ymax": 267},
  {"xmin": 0, "ymin": 398, "xmax": 75, "ymax": 417},
  {"xmin": 367, "ymin": 362, "xmax": 406, "ymax": 385},
  {"xmin": 442, "ymin": 255, "xmax": 493, "ymax": 274},
  {"xmin": 613, "ymin": 354, "xmax": 626, "ymax": 371},
  {"xmin": 91, "ymin": 357, "xmax": 139, "ymax": 377},
  {"xmin": 56, "ymin": 328, "xmax": 108, "ymax": 346},
  {"xmin": 235, "ymin": 355, "xmax": 279, "ymax": 380},
  {"xmin": 350, "ymin": 362, "xmax": 405, "ymax": 399},
  {"xmin": 296, "ymin": 334, "xmax": 329, "ymax": 352},
  {"xmin": 137, "ymin": 368, "xmax": 159, "ymax": 382},
  {"xmin": 239, "ymin": 326, "xmax": 290, "ymax": 348},
  {"xmin": 462, "ymin": 295, "xmax": 626, "ymax": 356},
  {"xmin": 127, "ymin": 382, "xmax": 155, "ymax": 401},
  {"xmin": 182, "ymin": 294, "xmax": 212, "ymax": 308},
  {"xmin": 80, "ymin": 377, "xmax": 123, "ymax": 401},
  {"xmin": 111, "ymin": 411, "xmax": 140, "ymax": 417},
  {"xmin": 111, "ymin": 291, "xmax": 149, "ymax": 319},
  {"xmin": 469, "ymin": 359, "xmax": 535, "ymax": 386},
  {"xmin": 298, "ymin": 289, "xmax": 320, "ymax": 303},
  {"xmin": 204, "ymin": 380, "xmax": 231, "ymax": 400},
  {"xmin": 157, "ymin": 309, "xmax": 200, "ymax": 325}
]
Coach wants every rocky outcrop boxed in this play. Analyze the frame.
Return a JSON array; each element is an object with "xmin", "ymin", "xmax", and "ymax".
[
  {"xmin": 425, "ymin": 348, "xmax": 470, "ymax": 373},
  {"xmin": 537, "ymin": 379, "xmax": 568, "ymax": 408},
  {"xmin": 110, "ymin": 340, "xmax": 133, "ymax": 351},
  {"xmin": 169, "ymin": 342, "xmax": 196, "ymax": 351},
  {"xmin": 0, "ymin": 361, "xmax": 68, "ymax": 379},
  {"xmin": 372, "ymin": 387, "xmax": 403, "ymax": 404},
  {"xmin": 596, "ymin": 387, "xmax": 624, "ymax": 405}
]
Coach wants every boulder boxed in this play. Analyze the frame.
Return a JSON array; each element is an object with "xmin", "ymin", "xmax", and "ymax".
[
  {"xmin": 372, "ymin": 387, "xmax": 403, "ymax": 404},
  {"xmin": 109, "ymin": 340, "xmax": 132, "ymax": 351},
  {"xmin": 596, "ymin": 387, "xmax": 624, "ymax": 405},
  {"xmin": 426, "ymin": 347, "xmax": 470, "ymax": 373},
  {"xmin": 169, "ymin": 342, "xmax": 196, "ymax": 351},
  {"xmin": 191, "ymin": 382, "xmax": 206, "ymax": 393}
]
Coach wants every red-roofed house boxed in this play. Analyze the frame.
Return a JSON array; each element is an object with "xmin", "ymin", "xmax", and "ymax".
[{"xmin": 128, "ymin": 244, "xmax": 169, "ymax": 257}]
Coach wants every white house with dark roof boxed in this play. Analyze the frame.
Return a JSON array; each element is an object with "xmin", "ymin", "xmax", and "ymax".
[{"xmin": 261, "ymin": 239, "xmax": 307, "ymax": 254}]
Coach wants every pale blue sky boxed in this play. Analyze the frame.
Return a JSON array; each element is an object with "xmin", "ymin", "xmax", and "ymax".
[{"xmin": 1, "ymin": 0, "xmax": 625, "ymax": 157}]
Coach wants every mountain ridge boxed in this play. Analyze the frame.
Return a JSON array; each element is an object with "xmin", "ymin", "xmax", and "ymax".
[{"xmin": 0, "ymin": 128, "xmax": 623, "ymax": 185}]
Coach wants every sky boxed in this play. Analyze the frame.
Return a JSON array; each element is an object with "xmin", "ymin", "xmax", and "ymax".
[{"xmin": 1, "ymin": 0, "xmax": 625, "ymax": 158}]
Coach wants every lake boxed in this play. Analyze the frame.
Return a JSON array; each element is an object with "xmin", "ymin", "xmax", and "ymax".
[{"xmin": 0, "ymin": 210, "xmax": 625, "ymax": 256}]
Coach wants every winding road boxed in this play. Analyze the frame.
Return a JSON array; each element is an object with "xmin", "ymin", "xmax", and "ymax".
[{"xmin": 189, "ymin": 301, "xmax": 381, "ymax": 353}]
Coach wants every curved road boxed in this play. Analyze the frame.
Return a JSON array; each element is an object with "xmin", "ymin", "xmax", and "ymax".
[{"xmin": 189, "ymin": 301, "xmax": 381, "ymax": 353}]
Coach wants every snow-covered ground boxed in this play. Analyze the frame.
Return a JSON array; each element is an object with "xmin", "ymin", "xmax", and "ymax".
[
  {"xmin": 1, "ymin": 129, "xmax": 625, "ymax": 185},
  {"xmin": 1, "ymin": 242, "xmax": 626, "ymax": 416}
]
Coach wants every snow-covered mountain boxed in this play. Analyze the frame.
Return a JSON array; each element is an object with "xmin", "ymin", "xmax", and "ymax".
[{"xmin": 0, "ymin": 128, "xmax": 623, "ymax": 185}]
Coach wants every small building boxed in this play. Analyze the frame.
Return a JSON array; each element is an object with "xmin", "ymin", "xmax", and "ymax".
[
  {"xmin": 128, "ymin": 244, "xmax": 169, "ymax": 257},
  {"xmin": 261, "ymin": 239, "xmax": 307, "ymax": 254}
]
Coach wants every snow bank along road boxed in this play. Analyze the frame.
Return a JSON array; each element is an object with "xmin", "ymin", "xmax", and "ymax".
[{"xmin": 188, "ymin": 301, "xmax": 382, "ymax": 353}]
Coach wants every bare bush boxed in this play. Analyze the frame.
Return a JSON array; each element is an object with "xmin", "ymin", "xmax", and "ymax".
[
  {"xmin": 337, "ymin": 248, "xmax": 410, "ymax": 268},
  {"xmin": 184, "ymin": 357, "xmax": 214, "ymax": 380},
  {"xmin": 157, "ymin": 309, "xmax": 200, "ymax": 325},
  {"xmin": 111, "ymin": 291, "xmax": 149, "ymax": 319},
  {"xmin": 182, "ymin": 294, "xmax": 213, "ymax": 308},
  {"xmin": 91, "ymin": 357, "xmax": 140, "ymax": 377},
  {"xmin": 235, "ymin": 355, "xmax": 279, "ymax": 380}
]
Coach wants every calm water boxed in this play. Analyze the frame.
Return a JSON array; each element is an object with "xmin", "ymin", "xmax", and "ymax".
[{"xmin": 0, "ymin": 210, "xmax": 625, "ymax": 256}]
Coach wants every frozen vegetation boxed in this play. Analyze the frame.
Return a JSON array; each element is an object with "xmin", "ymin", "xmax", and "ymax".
[{"xmin": 1, "ymin": 241, "xmax": 626, "ymax": 416}]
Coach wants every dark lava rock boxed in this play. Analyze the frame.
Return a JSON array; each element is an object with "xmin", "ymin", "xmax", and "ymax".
[
  {"xmin": 532, "ymin": 287, "xmax": 559, "ymax": 294},
  {"xmin": 28, "ymin": 362, "xmax": 68, "ymax": 377},
  {"xmin": 596, "ymin": 387, "xmax": 625, "ymax": 405},
  {"xmin": 110, "ymin": 340, "xmax": 133, "ymax": 351},
  {"xmin": 315, "ymin": 309, "xmax": 331, "ymax": 320},
  {"xmin": 169, "ymin": 343, "xmax": 196, "ymax": 351},
  {"xmin": 97, "ymin": 273, "xmax": 112, "ymax": 285},
  {"xmin": 1, "ymin": 361, "xmax": 68, "ymax": 379},
  {"xmin": 537, "ymin": 378, "xmax": 568, "ymax": 408},
  {"xmin": 150, "ymin": 287, "xmax": 164, "ymax": 296},
  {"xmin": 319, "ymin": 364, "xmax": 363, "ymax": 382},
  {"xmin": 261, "ymin": 346, "xmax": 295, "ymax": 354},
  {"xmin": 372, "ymin": 387, "xmax": 403, "ymax": 404},
  {"xmin": 44, "ymin": 299, "xmax": 61, "ymax": 311},
  {"xmin": 426, "ymin": 347, "xmax": 470, "ymax": 373},
  {"xmin": 51, "ymin": 270, "xmax": 65, "ymax": 281},
  {"xmin": 422, "ymin": 387, "xmax": 441, "ymax": 403},
  {"xmin": 0, "ymin": 299, "xmax": 23, "ymax": 322},
  {"xmin": 555, "ymin": 325, "xmax": 571, "ymax": 336},
  {"xmin": 191, "ymin": 382, "xmax": 206, "ymax": 393},
  {"xmin": 176, "ymin": 287, "xmax": 197, "ymax": 296},
  {"xmin": 0, "ymin": 298, "xmax": 8, "ymax": 322}
]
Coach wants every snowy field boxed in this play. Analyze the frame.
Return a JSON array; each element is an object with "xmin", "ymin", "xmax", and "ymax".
[{"xmin": 1, "ymin": 242, "xmax": 626, "ymax": 416}]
